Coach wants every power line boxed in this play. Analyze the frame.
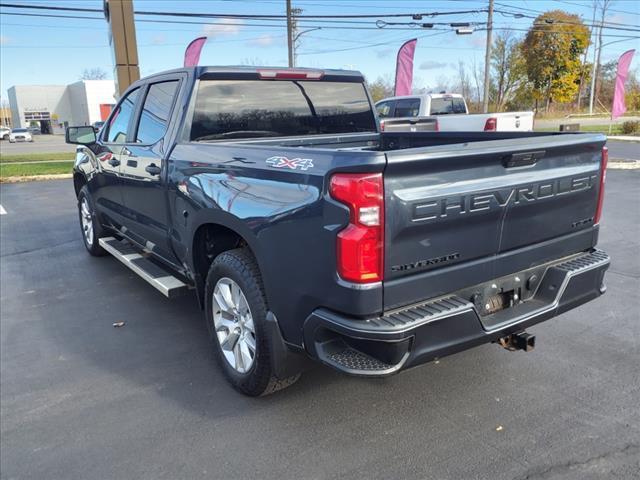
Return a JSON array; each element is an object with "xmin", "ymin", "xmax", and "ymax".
[
  {"xmin": 494, "ymin": 8, "xmax": 640, "ymax": 32},
  {"xmin": 298, "ymin": 30, "xmax": 450, "ymax": 55},
  {"xmin": 551, "ymin": 0, "xmax": 640, "ymax": 17},
  {"xmin": 0, "ymin": 2, "xmax": 487, "ymax": 19}
]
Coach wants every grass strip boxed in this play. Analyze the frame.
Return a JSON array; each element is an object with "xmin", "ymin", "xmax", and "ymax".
[
  {"xmin": 0, "ymin": 152, "xmax": 75, "ymax": 163},
  {"xmin": 0, "ymin": 161, "xmax": 74, "ymax": 178}
]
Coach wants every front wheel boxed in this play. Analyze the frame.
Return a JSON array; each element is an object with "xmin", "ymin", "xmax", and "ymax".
[
  {"xmin": 77, "ymin": 186, "xmax": 107, "ymax": 256},
  {"xmin": 205, "ymin": 248, "xmax": 300, "ymax": 396}
]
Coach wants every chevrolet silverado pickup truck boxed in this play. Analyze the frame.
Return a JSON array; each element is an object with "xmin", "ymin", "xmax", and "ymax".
[{"xmin": 66, "ymin": 66, "xmax": 610, "ymax": 396}]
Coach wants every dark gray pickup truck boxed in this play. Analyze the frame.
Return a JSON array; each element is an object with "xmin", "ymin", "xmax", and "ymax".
[{"xmin": 66, "ymin": 66, "xmax": 610, "ymax": 396}]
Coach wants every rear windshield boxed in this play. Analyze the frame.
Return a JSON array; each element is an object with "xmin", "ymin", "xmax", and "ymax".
[
  {"xmin": 429, "ymin": 97, "xmax": 467, "ymax": 115},
  {"xmin": 191, "ymin": 80, "xmax": 377, "ymax": 141}
]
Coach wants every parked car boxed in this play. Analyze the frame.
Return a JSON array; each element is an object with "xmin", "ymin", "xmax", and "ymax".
[
  {"xmin": 376, "ymin": 93, "xmax": 534, "ymax": 132},
  {"xmin": 66, "ymin": 66, "xmax": 610, "ymax": 396},
  {"xmin": 0, "ymin": 126, "xmax": 10, "ymax": 140},
  {"xmin": 9, "ymin": 128, "xmax": 33, "ymax": 143},
  {"xmin": 28, "ymin": 126, "xmax": 41, "ymax": 135}
]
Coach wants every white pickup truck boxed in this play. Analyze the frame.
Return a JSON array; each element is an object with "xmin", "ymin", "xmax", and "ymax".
[{"xmin": 375, "ymin": 93, "xmax": 534, "ymax": 132}]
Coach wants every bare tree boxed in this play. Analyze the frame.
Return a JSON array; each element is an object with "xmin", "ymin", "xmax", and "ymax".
[
  {"xmin": 471, "ymin": 57, "xmax": 484, "ymax": 106},
  {"xmin": 80, "ymin": 68, "xmax": 108, "ymax": 80},
  {"xmin": 456, "ymin": 61, "xmax": 472, "ymax": 100}
]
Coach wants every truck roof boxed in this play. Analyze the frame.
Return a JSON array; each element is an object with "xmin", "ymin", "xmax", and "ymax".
[{"xmin": 139, "ymin": 66, "xmax": 365, "ymax": 83}]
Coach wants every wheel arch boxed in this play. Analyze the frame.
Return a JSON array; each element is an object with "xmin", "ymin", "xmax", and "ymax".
[
  {"xmin": 190, "ymin": 217, "xmax": 266, "ymax": 308},
  {"xmin": 73, "ymin": 172, "xmax": 87, "ymax": 197}
]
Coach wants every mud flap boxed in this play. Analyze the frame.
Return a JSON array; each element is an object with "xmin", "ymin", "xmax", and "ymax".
[{"xmin": 265, "ymin": 312, "xmax": 314, "ymax": 379}]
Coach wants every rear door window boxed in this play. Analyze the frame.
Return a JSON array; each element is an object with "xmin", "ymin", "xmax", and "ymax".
[
  {"xmin": 105, "ymin": 88, "xmax": 139, "ymax": 143},
  {"xmin": 136, "ymin": 81, "xmax": 179, "ymax": 144},
  {"xmin": 429, "ymin": 97, "xmax": 467, "ymax": 115},
  {"xmin": 376, "ymin": 101, "xmax": 394, "ymax": 118},
  {"xmin": 191, "ymin": 80, "xmax": 377, "ymax": 140},
  {"xmin": 393, "ymin": 98, "xmax": 420, "ymax": 117}
]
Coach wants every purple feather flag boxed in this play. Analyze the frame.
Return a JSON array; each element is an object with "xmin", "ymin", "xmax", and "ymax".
[
  {"xmin": 394, "ymin": 39, "xmax": 417, "ymax": 96},
  {"xmin": 184, "ymin": 37, "xmax": 207, "ymax": 67}
]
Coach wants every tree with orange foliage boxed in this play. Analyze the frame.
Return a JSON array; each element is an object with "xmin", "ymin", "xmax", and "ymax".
[{"xmin": 521, "ymin": 10, "xmax": 590, "ymax": 111}]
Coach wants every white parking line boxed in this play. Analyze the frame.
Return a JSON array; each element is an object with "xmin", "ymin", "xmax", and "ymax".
[{"xmin": 0, "ymin": 205, "xmax": 7, "ymax": 215}]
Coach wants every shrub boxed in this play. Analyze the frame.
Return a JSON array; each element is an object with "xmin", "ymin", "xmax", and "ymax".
[{"xmin": 621, "ymin": 120, "xmax": 640, "ymax": 135}]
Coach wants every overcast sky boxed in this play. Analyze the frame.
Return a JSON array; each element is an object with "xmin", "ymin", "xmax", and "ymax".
[{"xmin": 1, "ymin": 0, "xmax": 639, "ymax": 104}]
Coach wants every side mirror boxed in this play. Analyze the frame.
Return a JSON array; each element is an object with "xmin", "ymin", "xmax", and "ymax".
[{"xmin": 66, "ymin": 126, "xmax": 96, "ymax": 145}]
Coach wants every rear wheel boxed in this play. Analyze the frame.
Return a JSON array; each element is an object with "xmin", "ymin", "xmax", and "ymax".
[
  {"xmin": 205, "ymin": 248, "xmax": 300, "ymax": 396},
  {"xmin": 77, "ymin": 186, "xmax": 107, "ymax": 256}
]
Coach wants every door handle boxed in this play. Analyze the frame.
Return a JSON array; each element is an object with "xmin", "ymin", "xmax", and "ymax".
[
  {"xmin": 122, "ymin": 147, "xmax": 136, "ymax": 157},
  {"xmin": 108, "ymin": 158, "xmax": 120, "ymax": 167},
  {"xmin": 145, "ymin": 163, "xmax": 161, "ymax": 176},
  {"xmin": 502, "ymin": 150, "xmax": 545, "ymax": 168}
]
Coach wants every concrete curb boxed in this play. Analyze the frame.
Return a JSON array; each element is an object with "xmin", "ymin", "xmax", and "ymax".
[
  {"xmin": 0, "ymin": 174, "xmax": 73, "ymax": 183},
  {"xmin": 609, "ymin": 161, "xmax": 640, "ymax": 170},
  {"xmin": 608, "ymin": 136, "xmax": 640, "ymax": 142}
]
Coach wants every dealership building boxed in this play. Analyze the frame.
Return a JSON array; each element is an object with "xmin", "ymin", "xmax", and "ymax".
[{"xmin": 7, "ymin": 80, "xmax": 116, "ymax": 134}]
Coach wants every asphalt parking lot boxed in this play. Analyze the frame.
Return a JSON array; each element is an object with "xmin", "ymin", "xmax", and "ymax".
[
  {"xmin": 1, "ymin": 172, "xmax": 639, "ymax": 480},
  {"xmin": 0, "ymin": 135, "xmax": 75, "ymax": 155}
]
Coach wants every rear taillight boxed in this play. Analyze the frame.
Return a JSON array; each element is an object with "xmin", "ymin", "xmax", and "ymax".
[
  {"xmin": 484, "ymin": 117, "xmax": 497, "ymax": 131},
  {"xmin": 329, "ymin": 173, "xmax": 384, "ymax": 283},
  {"xmin": 379, "ymin": 119, "xmax": 385, "ymax": 132},
  {"xmin": 435, "ymin": 119, "xmax": 440, "ymax": 132},
  {"xmin": 594, "ymin": 146, "xmax": 608, "ymax": 225}
]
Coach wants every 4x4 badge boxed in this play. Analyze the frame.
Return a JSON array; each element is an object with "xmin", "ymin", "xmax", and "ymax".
[{"xmin": 266, "ymin": 156, "xmax": 314, "ymax": 171}]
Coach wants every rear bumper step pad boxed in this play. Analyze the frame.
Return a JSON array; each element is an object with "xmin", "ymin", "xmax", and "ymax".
[
  {"xmin": 99, "ymin": 237, "xmax": 189, "ymax": 298},
  {"xmin": 304, "ymin": 249, "xmax": 610, "ymax": 376}
]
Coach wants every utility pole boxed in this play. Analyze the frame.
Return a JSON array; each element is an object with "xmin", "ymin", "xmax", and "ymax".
[
  {"xmin": 286, "ymin": 0, "xmax": 294, "ymax": 67},
  {"xmin": 589, "ymin": 0, "xmax": 609, "ymax": 115},
  {"xmin": 103, "ymin": 0, "xmax": 140, "ymax": 98},
  {"xmin": 593, "ymin": 4, "xmax": 605, "ymax": 111},
  {"xmin": 577, "ymin": 0, "xmax": 597, "ymax": 109},
  {"xmin": 482, "ymin": 0, "xmax": 494, "ymax": 113}
]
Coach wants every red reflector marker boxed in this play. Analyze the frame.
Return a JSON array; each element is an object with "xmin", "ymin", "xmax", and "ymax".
[
  {"xmin": 484, "ymin": 117, "xmax": 497, "ymax": 131},
  {"xmin": 330, "ymin": 173, "xmax": 384, "ymax": 283},
  {"xmin": 594, "ymin": 146, "xmax": 608, "ymax": 225}
]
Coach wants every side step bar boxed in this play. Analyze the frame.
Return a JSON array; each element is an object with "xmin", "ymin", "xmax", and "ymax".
[{"xmin": 99, "ymin": 237, "xmax": 189, "ymax": 298}]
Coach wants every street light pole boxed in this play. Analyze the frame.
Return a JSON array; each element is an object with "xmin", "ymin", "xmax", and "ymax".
[
  {"xmin": 293, "ymin": 27, "xmax": 321, "ymax": 67},
  {"xmin": 482, "ymin": 0, "xmax": 494, "ymax": 113}
]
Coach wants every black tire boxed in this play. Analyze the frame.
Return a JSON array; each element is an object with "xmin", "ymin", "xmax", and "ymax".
[
  {"xmin": 77, "ymin": 186, "xmax": 108, "ymax": 256},
  {"xmin": 205, "ymin": 248, "xmax": 300, "ymax": 396}
]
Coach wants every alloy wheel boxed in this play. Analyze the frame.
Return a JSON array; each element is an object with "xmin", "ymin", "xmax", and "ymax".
[
  {"xmin": 80, "ymin": 197, "xmax": 94, "ymax": 245},
  {"xmin": 212, "ymin": 277, "xmax": 256, "ymax": 373}
]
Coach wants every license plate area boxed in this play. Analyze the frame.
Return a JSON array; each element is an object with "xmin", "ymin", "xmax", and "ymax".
[{"xmin": 456, "ymin": 264, "xmax": 550, "ymax": 317}]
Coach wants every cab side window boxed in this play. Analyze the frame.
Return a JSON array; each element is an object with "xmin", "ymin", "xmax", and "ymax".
[
  {"xmin": 105, "ymin": 88, "xmax": 139, "ymax": 144},
  {"xmin": 136, "ymin": 81, "xmax": 179, "ymax": 145}
]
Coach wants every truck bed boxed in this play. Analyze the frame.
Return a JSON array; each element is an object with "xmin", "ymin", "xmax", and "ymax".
[{"xmin": 214, "ymin": 130, "xmax": 586, "ymax": 152}]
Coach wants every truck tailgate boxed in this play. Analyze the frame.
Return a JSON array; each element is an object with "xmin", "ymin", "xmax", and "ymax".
[
  {"xmin": 382, "ymin": 133, "xmax": 606, "ymax": 310},
  {"xmin": 495, "ymin": 111, "xmax": 534, "ymax": 131}
]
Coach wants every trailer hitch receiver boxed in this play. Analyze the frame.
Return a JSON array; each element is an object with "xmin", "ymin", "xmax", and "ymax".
[{"xmin": 498, "ymin": 331, "xmax": 535, "ymax": 352}]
